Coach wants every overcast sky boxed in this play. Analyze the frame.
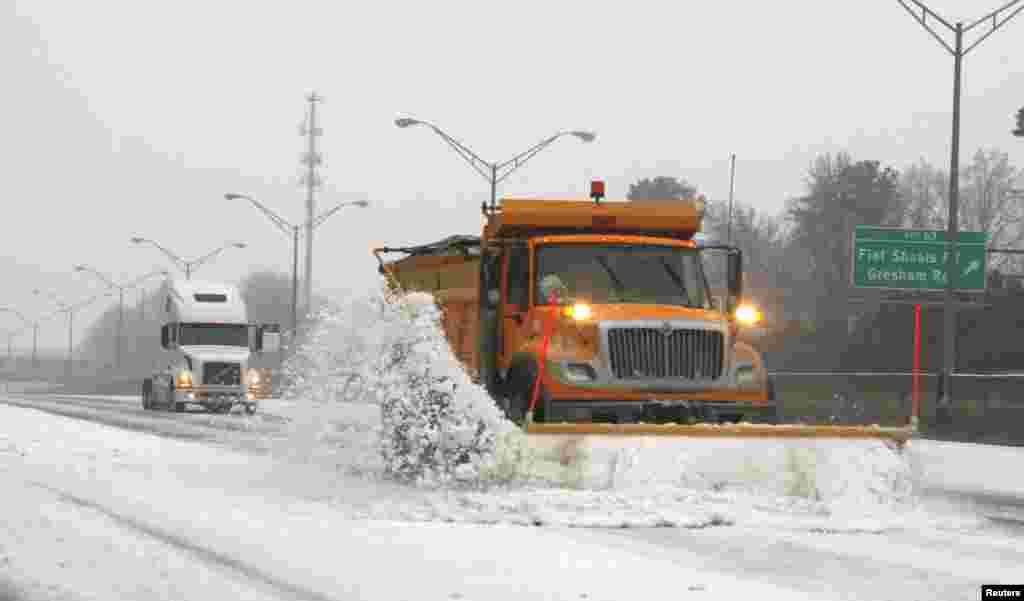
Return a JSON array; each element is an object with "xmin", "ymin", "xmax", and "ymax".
[{"xmin": 3, "ymin": 0, "xmax": 1023, "ymax": 353}]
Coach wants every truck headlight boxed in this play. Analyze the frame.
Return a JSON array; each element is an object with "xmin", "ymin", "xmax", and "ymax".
[
  {"xmin": 561, "ymin": 303, "xmax": 592, "ymax": 321},
  {"xmin": 735, "ymin": 304, "xmax": 762, "ymax": 326},
  {"xmin": 175, "ymin": 369, "xmax": 193, "ymax": 387},
  {"xmin": 247, "ymin": 368, "xmax": 261, "ymax": 385}
]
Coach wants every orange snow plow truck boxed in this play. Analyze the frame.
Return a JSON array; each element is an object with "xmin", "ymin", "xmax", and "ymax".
[{"xmin": 374, "ymin": 184, "xmax": 915, "ymax": 443}]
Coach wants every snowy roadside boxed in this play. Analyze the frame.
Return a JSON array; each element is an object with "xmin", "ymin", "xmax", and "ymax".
[{"xmin": 1, "ymin": 403, "xmax": 862, "ymax": 601}]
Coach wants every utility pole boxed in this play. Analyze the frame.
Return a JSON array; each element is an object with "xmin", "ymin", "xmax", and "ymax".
[
  {"xmin": 727, "ymin": 153, "xmax": 736, "ymax": 246},
  {"xmin": 300, "ymin": 92, "xmax": 324, "ymax": 316},
  {"xmin": 896, "ymin": 0, "xmax": 1023, "ymax": 419}
]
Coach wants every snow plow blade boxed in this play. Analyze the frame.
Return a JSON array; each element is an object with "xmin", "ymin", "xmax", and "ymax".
[{"xmin": 523, "ymin": 422, "xmax": 916, "ymax": 446}]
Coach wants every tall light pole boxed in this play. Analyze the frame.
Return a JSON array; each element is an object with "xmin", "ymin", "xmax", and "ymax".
[
  {"xmin": 3, "ymin": 330, "xmax": 13, "ymax": 367},
  {"xmin": 72, "ymin": 266, "xmax": 169, "ymax": 370},
  {"xmin": 130, "ymin": 238, "xmax": 247, "ymax": 280},
  {"xmin": 225, "ymin": 192, "xmax": 369, "ymax": 337},
  {"xmin": 33, "ymin": 290, "xmax": 110, "ymax": 376},
  {"xmin": 0, "ymin": 307, "xmax": 37, "ymax": 368},
  {"xmin": 726, "ymin": 153, "xmax": 737, "ymax": 246},
  {"xmin": 394, "ymin": 117, "xmax": 596, "ymax": 212},
  {"xmin": 897, "ymin": 0, "xmax": 1023, "ymax": 416}
]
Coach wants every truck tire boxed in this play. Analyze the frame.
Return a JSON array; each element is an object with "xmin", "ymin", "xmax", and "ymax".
[
  {"xmin": 141, "ymin": 379, "xmax": 152, "ymax": 410},
  {"xmin": 174, "ymin": 401, "xmax": 186, "ymax": 413},
  {"xmin": 502, "ymin": 362, "xmax": 548, "ymax": 425}
]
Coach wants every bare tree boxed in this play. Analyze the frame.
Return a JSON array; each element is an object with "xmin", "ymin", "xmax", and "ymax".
[
  {"xmin": 898, "ymin": 158, "xmax": 947, "ymax": 229},
  {"xmin": 627, "ymin": 176, "xmax": 698, "ymax": 201},
  {"xmin": 786, "ymin": 153, "xmax": 902, "ymax": 326},
  {"xmin": 960, "ymin": 148, "xmax": 1024, "ymax": 271},
  {"xmin": 897, "ymin": 149, "xmax": 1023, "ymax": 272}
]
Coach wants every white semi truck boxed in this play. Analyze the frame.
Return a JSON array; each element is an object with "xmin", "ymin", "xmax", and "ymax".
[{"xmin": 141, "ymin": 278, "xmax": 281, "ymax": 414}]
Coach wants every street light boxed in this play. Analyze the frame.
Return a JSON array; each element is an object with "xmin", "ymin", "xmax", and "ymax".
[
  {"xmin": 72, "ymin": 266, "xmax": 170, "ymax": 370},
  {"xmin": 0, "ymin": 307, "xmax": 38, "ymax": 368},
  {"xmin": 225, "ymin": 192, "xmax": 369, "ymax": 337},
  {"xmin": 394, "ymin": 117, "xmax": 596, "ymax": 211},
  {"xmin": 896, "ymin": 0, "xmax": 1023, "ymax": 415},
  {"xmin": 33, "ymin": 289, "xmax": 111, "ymax": 376},
  {"xmin": 130, "ymin": 238, "xmax": 247, "ymax": 280}
]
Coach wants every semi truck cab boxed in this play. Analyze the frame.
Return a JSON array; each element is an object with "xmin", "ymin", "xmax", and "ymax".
[{"xmin": 141, "ymin": 279, "xmax": 280, "ymax": 414}]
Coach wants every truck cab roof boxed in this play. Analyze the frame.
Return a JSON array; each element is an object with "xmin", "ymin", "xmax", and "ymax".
[{"xmin": 163, "ymin": 279, "xmax": 247, "ymax": 324}]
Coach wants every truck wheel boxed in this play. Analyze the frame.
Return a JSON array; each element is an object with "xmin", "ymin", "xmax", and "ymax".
[
  {"xmin": 502, "ymin": 363, "xmax": 547, "ymax": 425},
  {"xmin": 174, "ymin": 401, "xmax": 186, "ymax": 413},
  {"xmin": 141, "ymin": 379, "xmax": 152, "ymax": 410}
]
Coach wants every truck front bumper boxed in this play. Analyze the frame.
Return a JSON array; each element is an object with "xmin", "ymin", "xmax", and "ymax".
[{"xmin": 174, "ymin": 385, "xmax": 257, "ymax": 410}]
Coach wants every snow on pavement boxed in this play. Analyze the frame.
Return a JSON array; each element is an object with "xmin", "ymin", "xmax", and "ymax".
[{"xmin": 2, "ymin": 402, "xmax": 865, "ymax": 601}]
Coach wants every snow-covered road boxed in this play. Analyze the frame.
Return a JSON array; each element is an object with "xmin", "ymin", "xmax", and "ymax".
[{"xmin": 2, "ymin": 392, "xmax": 1023, "ymax": 600}]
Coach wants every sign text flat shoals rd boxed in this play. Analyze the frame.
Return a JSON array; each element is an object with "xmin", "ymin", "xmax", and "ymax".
[{"xmin": 852, "ymin": 226, "xmax": 988, "ymax": 291}]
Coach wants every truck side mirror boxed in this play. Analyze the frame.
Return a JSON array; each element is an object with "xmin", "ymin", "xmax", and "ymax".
[
  {"xmin": 258, "ymin": 324, "xmax": 281, "ymax": 354},
  {"xmin": 727, "ymin": 250, "xmax": 743, "ymax": 311},
  {"xmin": 160, "ymin": 324, "xmax": 169, "ymax": 349}
]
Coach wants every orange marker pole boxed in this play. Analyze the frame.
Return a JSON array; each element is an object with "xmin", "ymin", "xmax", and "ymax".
[{"xmin": 526, "ymin": 291, "xmax": 559, "ymax": 426}]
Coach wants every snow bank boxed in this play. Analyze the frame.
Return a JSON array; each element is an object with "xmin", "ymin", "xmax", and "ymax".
[
  {"xmin": 273, "ymin": 285, "xmax": 923, "ymax": 525},
  {"xmin": 278, "ymin": 285, "xmax": 515, "ymax": 485}
]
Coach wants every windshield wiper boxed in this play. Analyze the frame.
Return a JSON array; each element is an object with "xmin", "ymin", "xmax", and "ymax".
[
  {"xmin": 658, "ymin": 257, "xmax": 694, "ymax": 306},
  {"xmin": 595, "ymin": 256, "xmax": 627, "ymax": 296}
]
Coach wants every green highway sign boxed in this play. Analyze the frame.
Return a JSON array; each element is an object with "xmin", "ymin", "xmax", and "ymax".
[{"xmin": 852, "ymin": 226, "xmax": 989, "ymax": 291}]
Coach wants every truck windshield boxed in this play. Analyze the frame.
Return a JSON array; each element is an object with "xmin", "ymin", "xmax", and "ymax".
[
  {"xmin": 178, "ymin": 323, "xmax": 249, "ymax": 347},
  {"xmin": 534, "ymin": 244, "xmax": 710, "ymax": 308}
]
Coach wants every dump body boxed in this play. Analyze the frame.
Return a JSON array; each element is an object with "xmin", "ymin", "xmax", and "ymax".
[{"xmin": 378, "ymin": 197, "xmax": 776, "ymax": 425}]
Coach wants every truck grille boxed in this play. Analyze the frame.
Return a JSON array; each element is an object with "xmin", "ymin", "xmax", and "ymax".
[
  {"xmin": 202, "ymin": 362, "xmax": 241, "ymax": 386},
  {"xmin": 607, "ymin": 327, "xmax": 724, "ymax": 380}
]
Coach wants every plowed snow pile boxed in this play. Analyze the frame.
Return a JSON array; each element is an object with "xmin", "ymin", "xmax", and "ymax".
[{"xmin": 271, "ymin": 285, "xmax": 929, "ymax": 531}]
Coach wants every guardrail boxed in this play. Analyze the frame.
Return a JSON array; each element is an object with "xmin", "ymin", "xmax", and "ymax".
[{"xmin": 768, "ymin": 370, "xmax": 1024, "ymax": 446}]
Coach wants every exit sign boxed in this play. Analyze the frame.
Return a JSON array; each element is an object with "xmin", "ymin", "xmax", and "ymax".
[{"xmin": 851, "ymin": 226, "xmax": 988, "ymax": 291}]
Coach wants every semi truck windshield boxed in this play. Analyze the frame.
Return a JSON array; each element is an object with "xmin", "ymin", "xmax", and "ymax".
[
  {"xmin": 179, "ymin": 323, "xmax": 249, "ymax": 347},
  {"xmin": 535, "ymin": 244, "xmax": 710, "ymax": 308}
]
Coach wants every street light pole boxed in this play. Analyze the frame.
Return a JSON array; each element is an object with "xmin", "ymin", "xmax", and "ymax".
[
  {"xmin": 73, "ymin": 266, "xmax": 171, "ymax": 368},
  {"xmin": 896, "ymin": 0, "xmax": 1023, "ymax": 416},
  {"xmin": 34, "ymin": 291, "xmax": 111, "ymax": 377},
  {"xmin": 1, "ymin": 308, "xmax": 38, "ymax": 369},
  {"xmin": 73, "ymin": 265, "xmax": 124, "ymax": 369},
  {"xmin": 131, "ymin": 238, "xmax": 246, "ymax": 280},
  {"xmin": 727, "ymin": 153, "xmax": 736, "ymax": 246},
  {"xmin": 394, "ymin": 117, "xmax": 596, "ymax": 211},
  {"xmin": 292, "ymin": 225, "xmax": 299, "ymax": 339},
  {"xmin": 225, "ymin": 192, "xmax": 368, "ymax": 339}
]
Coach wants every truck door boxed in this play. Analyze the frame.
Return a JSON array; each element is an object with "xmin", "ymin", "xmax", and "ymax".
[{"xmin": 501, "ymin": 244, "xmax": 531, "ymax": 368}]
